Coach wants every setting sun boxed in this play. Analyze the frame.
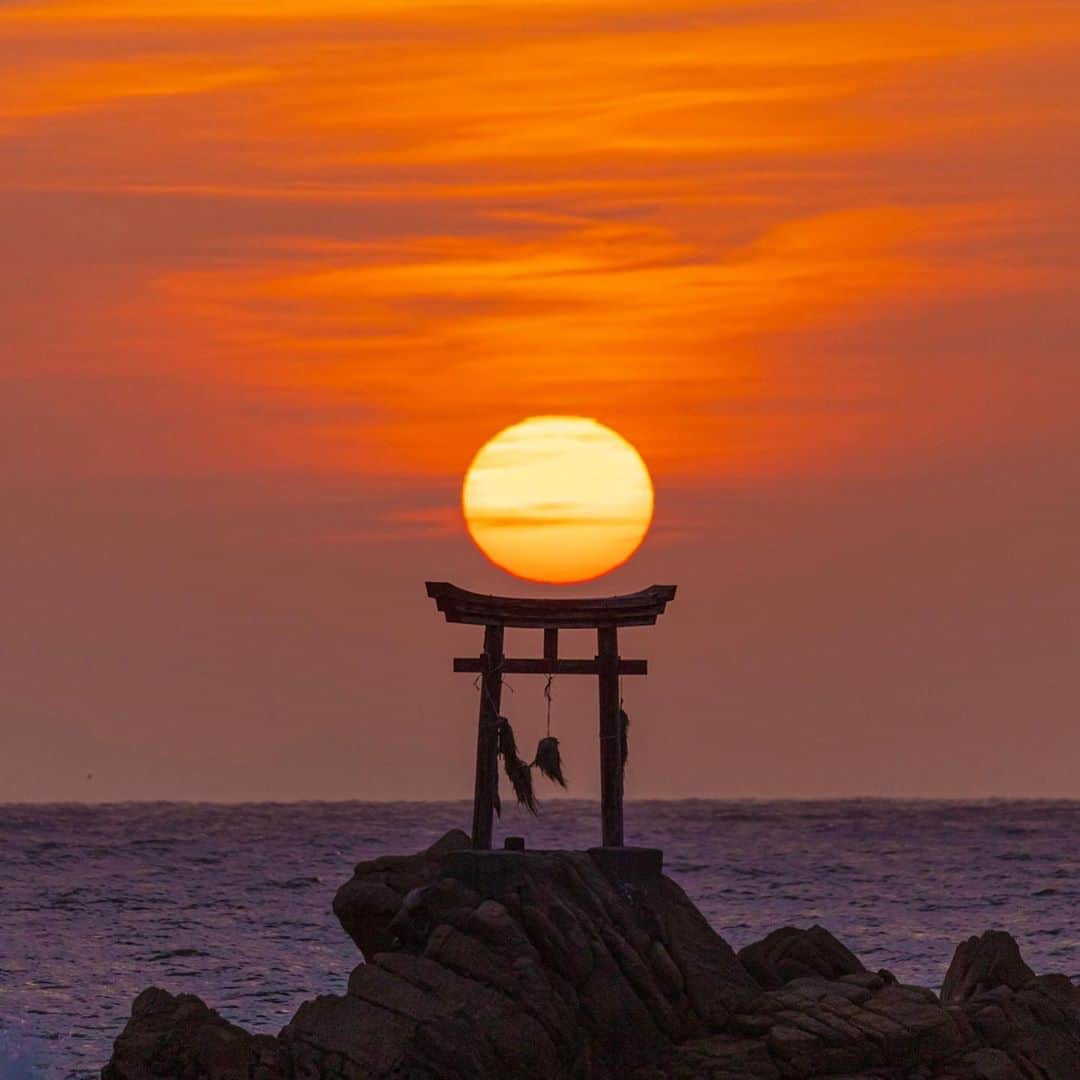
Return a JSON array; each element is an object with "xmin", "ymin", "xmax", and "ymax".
[{"xmin": 462, "ymin": 416, "xmax": 654, "ymax": 584}]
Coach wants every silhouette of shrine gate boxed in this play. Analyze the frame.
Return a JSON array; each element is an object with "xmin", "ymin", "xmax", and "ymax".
[{"xmin": 425, "ymin": 582, "xmax": 677, "ymax": 850}]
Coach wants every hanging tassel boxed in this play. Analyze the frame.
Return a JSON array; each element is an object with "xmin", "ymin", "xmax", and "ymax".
[
  {"xmin": 497, "ymin": 714, "xmax": 519, "ymax": 760},
  {"xmin": 497, "ymin": 717, "xmax": 538, "ymax": 814},
  {"xmin": 533, "ymin": 736, "xmax": 567, "ymax": 788},
  {"xmin": 619, "ymin": 708, "xmax": 630, "ymax": 768},
  {"xmin": 504, "ymin": 754, "xmax": 538, "ymax": 814},
  {"xmin": 491, "ymin": 720, "xmax": 502, "ymax": 818}
]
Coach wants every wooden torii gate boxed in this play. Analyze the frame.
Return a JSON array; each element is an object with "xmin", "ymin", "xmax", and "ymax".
[{"xmin": 426, "ymin": 581, "xmax": 677, "ymax": 850}]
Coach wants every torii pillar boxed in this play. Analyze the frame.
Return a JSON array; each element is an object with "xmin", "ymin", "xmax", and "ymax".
[{"xmin": 426, "ymin": 582, "xmax": 677, "ymax": 849}]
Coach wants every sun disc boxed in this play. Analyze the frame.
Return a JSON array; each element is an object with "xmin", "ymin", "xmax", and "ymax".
[{"xmin": 462, "ymin": 416, "xmax": 654, "ymax": 584}]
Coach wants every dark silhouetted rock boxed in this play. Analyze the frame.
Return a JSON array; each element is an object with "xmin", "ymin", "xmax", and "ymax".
[
  {"xmin": 738, "ymin": 924, "xmax": 866, "ymax": 989},
  {"xmin": 102, "ymin": 987, "xmax": 287, "ymax": 1079},
  {"xmin": 298, "ymin": 849, "xmax": 758, "ymax": 1078},
  {"xmin": 332, "ymin": 827, "xmax": 470, "ymax": 958},
  {"xmin": 104, "ymin": 837, "xmax": 1080, "ymax": 1080},
  {"xmin": 942, "ymin": 930, "xmax": 1037, "ymax": 1004}
]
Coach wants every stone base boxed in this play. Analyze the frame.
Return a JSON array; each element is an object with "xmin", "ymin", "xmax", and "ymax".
[
  {"xmin": 441, "ymin": 846, "xmax": 664, "ymax": 894},
  {"xmin": 587, "ymin": 845, "xmax": 664, "ymax": 884},
  {"xmin": 440, "ymin": 849, "xmax": 533, "ymax": 894}
]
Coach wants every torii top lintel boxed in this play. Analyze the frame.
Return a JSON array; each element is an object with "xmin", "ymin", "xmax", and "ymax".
[{"xmin": 425, "ymin": 581, "xmax": 677, "ymax": 629}]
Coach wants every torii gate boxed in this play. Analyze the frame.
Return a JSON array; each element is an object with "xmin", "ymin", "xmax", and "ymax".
[{"xmin": 426, "ymin": 581, "xmax": 677, "ymax": 850}]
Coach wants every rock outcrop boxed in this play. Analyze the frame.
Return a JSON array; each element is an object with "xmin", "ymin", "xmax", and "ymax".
[
  {"xmin": 941, "ymin": 931, "xmax": 1037, "ymax": 1005},
  {"xmin": 290, "ymin": 847, "xmax": 757, "ymax": 1079},
  {"xmin": 104, "ymin": 832, "xmax": 1080, "ymax": 1079},
  {"xmin": 332, "ymin": 827, "xmax": 472, "ymax": 959},
  {"xmin": 102, "ymin": 988, "xmax": 287, "ymax": 1080},
  {"xmin": 737, "ymin": 924, "xmax": 867, "ymax": 990}
]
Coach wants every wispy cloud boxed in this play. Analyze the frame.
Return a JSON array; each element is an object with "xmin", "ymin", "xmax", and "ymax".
[{"xmin": 2, "ymin": 0, "xmax": 1078, "ymax": 488}]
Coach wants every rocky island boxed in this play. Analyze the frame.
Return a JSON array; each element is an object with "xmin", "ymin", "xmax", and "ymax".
[{"xmin": 103, "ymin": 831, "xmax": 1080, "ymax": 1078}]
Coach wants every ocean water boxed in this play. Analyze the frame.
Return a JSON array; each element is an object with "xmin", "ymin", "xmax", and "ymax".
[{"xmin": 1, "ymin": 799, "xmax": 1077, "ymax": 1078}]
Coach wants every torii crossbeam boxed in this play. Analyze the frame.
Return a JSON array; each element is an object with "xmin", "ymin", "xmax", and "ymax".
[{"xmin": 426, "ymin": 581, "xmax": 677, "ymax": 850}]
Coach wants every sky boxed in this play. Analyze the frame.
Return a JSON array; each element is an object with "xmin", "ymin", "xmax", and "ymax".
[{"xmin": 2, "ymin": 0, "xmax": 1079, "ymax": 803}]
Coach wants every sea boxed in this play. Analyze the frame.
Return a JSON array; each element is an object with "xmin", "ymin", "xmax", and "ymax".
[{"xmin": 1, "ymin": 799, "xmax": 1077, "ymax": 1078}]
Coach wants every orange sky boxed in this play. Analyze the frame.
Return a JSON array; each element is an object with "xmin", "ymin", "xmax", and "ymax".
[{"xmin": 2, "ymin": 0, "xmax": 1079, "ymax": 804}]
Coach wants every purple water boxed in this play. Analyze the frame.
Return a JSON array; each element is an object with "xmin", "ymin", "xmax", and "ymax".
[{"xmin": 2, "ymin": 799, "xmax": 1077, "ymax": 1078}]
